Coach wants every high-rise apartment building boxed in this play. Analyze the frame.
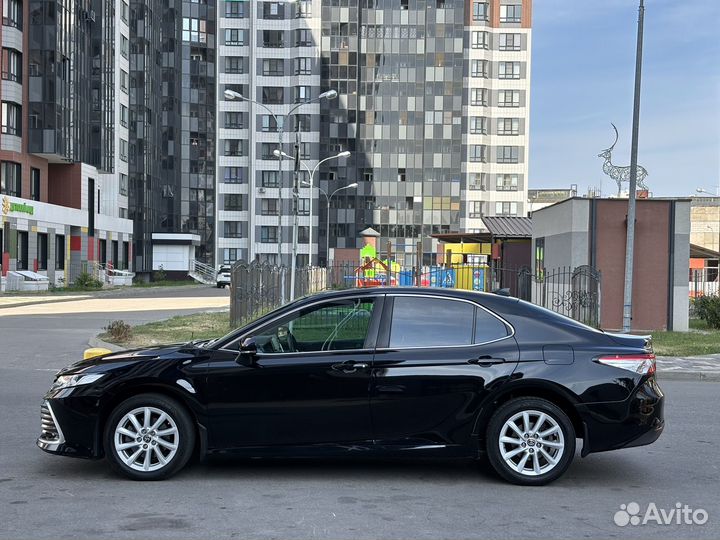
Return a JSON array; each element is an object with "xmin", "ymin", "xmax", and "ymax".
[
  {"xmin": 220, "ymin": 0, "xmax": 532, "ymax": 267},
  {"xmin": 1, "ymin": 0, "xmax": 133, "ymax": 286},
  {"xmin": 127, "ymin": 0, "xmax": 217, "ymax": 273}
]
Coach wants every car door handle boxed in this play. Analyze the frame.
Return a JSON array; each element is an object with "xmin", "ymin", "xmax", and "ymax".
[
  {"xmin": 468, "ymin": 356, "xmax": 506, "ymax": 367},
  {"xmin": 332, "ymin": 361, "xmax": 369, "ymax": 373}
]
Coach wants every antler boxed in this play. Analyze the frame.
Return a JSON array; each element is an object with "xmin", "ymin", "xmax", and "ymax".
[{"xmin": 608, "ymin": 123, "xmax": 619, "ymax": 151}]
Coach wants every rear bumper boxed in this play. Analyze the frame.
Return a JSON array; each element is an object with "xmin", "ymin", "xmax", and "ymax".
[{"xmin": 577, "ymin": 376, "xmax": 664, "ymax": 456}]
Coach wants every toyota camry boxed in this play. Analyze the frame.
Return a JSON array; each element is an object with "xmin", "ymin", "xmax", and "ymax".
[{"xmin": 37, "ymin": 288, "xmax": 664, "ymax": 485}]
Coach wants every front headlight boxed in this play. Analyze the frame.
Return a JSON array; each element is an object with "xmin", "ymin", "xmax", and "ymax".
[{"xmin": 52, "ymin": 373, "xmax": 105, "ymax": 390}]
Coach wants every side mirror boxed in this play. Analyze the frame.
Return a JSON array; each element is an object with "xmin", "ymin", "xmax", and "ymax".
[{"xmin": 236, "ymin": 337, "xmax": 258, "ymax": 366}]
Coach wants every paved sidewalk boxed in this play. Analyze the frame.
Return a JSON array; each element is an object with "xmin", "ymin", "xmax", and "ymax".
[
  {"xmin": 656, "ymin": 354, "xmax": 720, "ymax": 381},
  {"xmin": 0, "ymin": 294, "xmax": 89, "ymax": 308}
]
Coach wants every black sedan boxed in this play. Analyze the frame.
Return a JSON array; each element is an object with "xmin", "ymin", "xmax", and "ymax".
[{"xmin": 37, "ymin": 288, "xmax": 664, "ymax": 485}]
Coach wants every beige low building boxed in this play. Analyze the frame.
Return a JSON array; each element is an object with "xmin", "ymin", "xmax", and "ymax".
[{"xmin": 691, "ymin": 198, "xmax": 720, "ymax": 253}]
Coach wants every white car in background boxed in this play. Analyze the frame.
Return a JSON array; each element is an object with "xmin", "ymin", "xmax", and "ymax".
[{"xmin": 216, "ymin": 265, "xmax": 231, "ymax": 288}]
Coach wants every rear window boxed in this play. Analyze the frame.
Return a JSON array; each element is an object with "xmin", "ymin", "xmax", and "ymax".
[{"xmin": 389, "ymin": 296, "xmax": 474, "ymax": 348}]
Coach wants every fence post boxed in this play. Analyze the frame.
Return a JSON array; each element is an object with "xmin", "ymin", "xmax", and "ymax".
[{"xmin": 415, "ymin": 241, "xmax": 423, "ymax": 287}]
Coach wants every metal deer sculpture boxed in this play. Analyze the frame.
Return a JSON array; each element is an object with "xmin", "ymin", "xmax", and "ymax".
[{"xmin": 598, "ymin": 123, "xmax": 649, "ymax": 195}]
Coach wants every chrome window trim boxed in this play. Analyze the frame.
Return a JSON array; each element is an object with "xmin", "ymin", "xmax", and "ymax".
[
  {"xmin": 218, "ymin": 293, "xmax": 384, "ymax": 354},
  {"xmin": 378, "ymin": 292, "xmax": 516, "ymax": 351}
]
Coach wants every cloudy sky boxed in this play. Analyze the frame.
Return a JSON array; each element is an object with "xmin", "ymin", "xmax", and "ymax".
[{"xmin": 530, "ymin": 0, "xmax": 720, "ymax": 197}]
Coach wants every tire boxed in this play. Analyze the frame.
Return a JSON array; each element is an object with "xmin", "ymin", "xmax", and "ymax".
[
  {"xmin": 104, "ymin": 393, "xmax": 195, "ymax": 481},
  {"xmin": 486, "ymin": 397, "xmax": 575, "ymax": 486}
]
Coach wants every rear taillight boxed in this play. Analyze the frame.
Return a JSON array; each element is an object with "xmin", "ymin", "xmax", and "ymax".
[{"xmin": 597, "ymin": 353, "xmax": 656, "ymax": 376}]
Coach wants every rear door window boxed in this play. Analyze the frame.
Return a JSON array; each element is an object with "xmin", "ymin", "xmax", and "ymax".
[
  {"xmin": 389, "ymin": 296, "xmax": 474, "ymax": 348},
  {"xmin": 474, "ymin": 307, "xmax": 510, "ymax": 343}
]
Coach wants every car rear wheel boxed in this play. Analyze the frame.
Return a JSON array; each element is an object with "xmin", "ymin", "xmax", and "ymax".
[
  {"xmin": 104, "ymin": 393, "xmax": 195, "ymax": 480},
  {"xmin": 486, "ymin": 397, "xmax": 575, "ymax": 486}
]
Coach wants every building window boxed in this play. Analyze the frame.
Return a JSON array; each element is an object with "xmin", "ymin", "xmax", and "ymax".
[
  {"xmin": 496, "ymin": 202, "xmax": 519, "ymax": 216},
  {"xmin": 296, "ymin": 0, "xmax": 312, "ymax": 18},
  {"xmin": 470, "ymin": 88, "xmax": 489, "ymax": 107},
  {"xmin": 261, "ymin": 226, "xmax": 278, "ymax": 243},
  {"xmin": 119, "ymin": 139, "xmax": 128, "ymax": 162},
  {"xmin": 262, "ymin": 58, "xmax": 284, "ymax": 76},
  {"xmin": 121, "ymin": 35, "xmax": 129, "ymax": 58},
  {"xmin": 496, "ymin": 174, "xmax": 519, "ymax": 191},
  {"xmin": 225, "ymin": 194, "xmax": 243, "ymax": 211},
  {"xmin": 296, "ymin": 29, "xmax": 312, "ymax": 47},
  {"xmin": 120, "ymin": 105, "xmax": 128, "ymax": 127},
  {"xmin": 121, "ymin": 1, "xmax": 129, "ymax": 23},
  {"xmin": 261, "ymin": 143, "xmax": 280, "ymax": 159},
  {"xmin": 261, "ymin": 198, "xmax": 279, "ymax": 216},
  {"xmin": 1, "ymin": 161, "xmax": 21, "ymax": 197},
  {"xmin": 499, "ymin": 33, "xmax": 521, "ymax": 51},
  {"xmin": 224, "ymin": 140, "xmax": 244, "ymax": 157},
  {"xmin": 225, "ymin": 0, "xmax": 246, "ymax": 18},
  {"xmin": 56, "ymin": 235, "xmax": 66, "ymax": 270},
  {"xmin": 16, "ymin": 230, "xmax": 28, "ymax": 270},
  {"xmin": 263, "ymin": 30, "xmax": 284, "ymax": 48},
  {"xmin": 225, "ymin": 57, "xmax": 245, "ymax": 74},
  {"xmin": 263, "ymin": 2, "xmax": 283, "ymax": 19},
  {"xmin": 30, "ymin": 168, "xmax": 41, "ymax": 201},
  {"xmin": 469, "ymin": 173, "xmax": 486, "ymax": 191},
  {"xmin": 183, "ymin": 18, "xmax": 208, "ymax": 43},
  {"xmin": 294, "ymin": 114, "xmax": 311, "ymax": 132},
  {"xmin": 224, "ymin": 29, "xmax": 246, "ymax": 46},
  {"xmin": 261, "ymin": 115, "xmax": 282, "ymax": 133},
  {"xmin": 498, "ymin": 90, "xmax": 521, "ymax": 107},
  {"xmin": 471, "ymin": 31, "xmax": 489, "ymax": 50},
  {"xmin": 1, "ymin": 48, "xmax": 21, "ymax": 82},
  {"xmin": 262, "ymin": 171, "xmax": 280, "ymax": 187},
  {"xmin": 224, "ymin": 221, "xmax": 242, "ymax": 238},
  {"xmin": 472, "ymin": 1, "xmax": 488, "ymax": 21},
  {"xmin": 120, "ymin": 173, "xmax": 128, "ymax": 195},
  {"xmin": 1, "ymin": 101, "xmax": 21, "ymax": 136},
  {"xmin": 223, "ymin": 248, "xmax": 239, "ymax": 265},
  {"xmin": 469, "ymin": 145, "xmax": 487, "ymax": 163},
  {"xmin": 497, "ymin": 146, "xmax": 520, "ymax": 164},
  {"xmin": 225, "ymin": 111, "xmax": 244, "ymax": 129},
  {"xmin": 295, "ymin": 58, "xmax": 312, "ymax": 75},
  {"xmin": 500, "ymin": 4, "xmax": 522, "ymax": 23},
  {"xmin": 298, "ymin": 226, "xmax": 309, "ymax": 244},
  {"xmin": 470, "ymin": 116, "xmax": 488, "ymax": 135},
  {"xmin": 37, "ymin": 233, "xmax": 48, "ymax": 271},
  {"xmin": 294, "ymin": 86, "xmax": 311, "ymax": 103},
  {"xmin": 298, "ymin": 198, "xmax": 310, "ymax": 216},
  {"xmin": 299, "ymin": 142, "xmax": 311, "ymax": 160},
  {"xmin": 120, "ymin": 70, "xmax": 128, "ymax": 93},
  {"xmin": 471, "ymin": 60, "xmax": 489, "ymax": 78},
  {"xmin": 224, "ymin": 167, "xmax": 245, "ymax": 184},
  {"xmin": 2, "ymin": 0, "xmax": 21, "ymax": 28},
  {"xmin": 499, "ymin": 61, "xmax": 521, "ymax": 79},
  {"xmin": 469, "ymin": 201, "xmax": 484, "ymax": 218},
  {"xmin": 262, "ymin": 87, "xmax": 284, "ymax": 104},
  {"xmin": 497, "ymin": 118, "xmax": 520, "ymax": 135}
]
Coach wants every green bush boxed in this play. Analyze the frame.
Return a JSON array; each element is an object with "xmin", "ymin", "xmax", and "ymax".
[
  {"xmin": 153, "ymin": 265, "xmax": 167, "ymax": 282},
  {"xmin": 74, "ymin": 271, "xmax": 103, "ymax": 289},
  {"xmin": 693, "ymin": 295, "xmax": 720, "ymax": 329},
  {"xmin": 104, "ymin": 320, "xmax": 132, "ymax": 342}
]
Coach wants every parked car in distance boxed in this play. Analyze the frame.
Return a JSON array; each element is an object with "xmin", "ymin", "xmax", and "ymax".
[
  {"xmin": 37, "ymin": 288, "xmax": 664, "ymax": 485},
  {"xmin": 216, "ymin": 265, "xmax": 231, "ymax": 288}
]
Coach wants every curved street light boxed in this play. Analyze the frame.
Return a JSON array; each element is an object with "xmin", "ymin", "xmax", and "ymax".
[{"xmin": 274, "ymin": 149, "xmax": 351, "ymax": 265}]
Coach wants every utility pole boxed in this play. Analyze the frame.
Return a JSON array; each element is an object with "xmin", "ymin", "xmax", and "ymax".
[
  {"xmin": 622, "ymin": 0, "xmax": 645, "ymax": 333},
  {"xmin": 289, "ymin": 125, "xmax": 301, "ymax": 301}
]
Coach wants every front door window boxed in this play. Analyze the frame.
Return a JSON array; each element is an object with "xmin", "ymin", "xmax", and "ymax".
[{"xmin": 251, "ymin": 298, "xmax": 375, "ymax": 353}]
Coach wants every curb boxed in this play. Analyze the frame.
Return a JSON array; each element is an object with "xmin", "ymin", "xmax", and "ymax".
[
  {"xmin": 657, "ymin": 371, "xmax": 720, "ymax": 382},
  {"xmin": 87, "ymin": 335, "xmax": 124, "ymax": 353}
]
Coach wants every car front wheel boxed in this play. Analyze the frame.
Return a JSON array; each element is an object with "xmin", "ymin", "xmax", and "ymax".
[
  {"xmin": 104, "ymin": 393, "xmax": 195, "ymax": 480},
  {"xmin": 486, "ymin": 397, "xmax": 575, "ymax": 486}
]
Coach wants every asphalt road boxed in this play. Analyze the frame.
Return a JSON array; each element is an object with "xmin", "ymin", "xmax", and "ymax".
[{"xmin": 0, "ymin": 288, "xmax": 718, "ymax": 540}]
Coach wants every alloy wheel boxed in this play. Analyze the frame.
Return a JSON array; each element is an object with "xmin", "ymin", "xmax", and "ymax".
[
  {"xmin": 113, "ymin": 406, "xmax": 179, "ymax": 472},
  {"xmin": 498, "ymin": 409, "xmax": 565, "ymax": 477}
]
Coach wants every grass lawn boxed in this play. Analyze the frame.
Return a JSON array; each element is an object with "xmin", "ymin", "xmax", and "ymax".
[
  {"xmin": 651, "ymin": 329, "xmax": 720, "ymax": 357},
  {"xmin": 102, "ymin": 311, "xmax": 231, "ymax": 349}
]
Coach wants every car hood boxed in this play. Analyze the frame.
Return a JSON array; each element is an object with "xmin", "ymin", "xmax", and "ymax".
[{"xmin": 58, "ymin": 344, "xmax": 197, "ymax": 376}]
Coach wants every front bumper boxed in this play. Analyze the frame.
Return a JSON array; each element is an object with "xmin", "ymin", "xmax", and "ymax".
[
  {"xmin": 36, "ymin": 390, "xmax": 104, "ymax": 459},
  {"xmin": 577, "ymin": 376, "xmax": 664, "ymax": 456}
]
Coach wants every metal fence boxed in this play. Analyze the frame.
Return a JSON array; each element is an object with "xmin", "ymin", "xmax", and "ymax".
[
  {"xmin": 690, "ymin": 268, "xmax": 719, "ymax": 298},
  {"xmin": 231, "ymin": 260, "xmax": 603, "ymax": 328}
]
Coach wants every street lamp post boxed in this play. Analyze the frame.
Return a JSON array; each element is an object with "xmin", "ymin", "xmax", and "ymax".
[
  {"xmin": 275, "ymin": 149, "xmax": 351, "ymax": 265},
  {"xmin": 224, "ymin": 89, "xmax": 338, "ymax": 302},
  {"xmin": 322, "ymin": 184, "xmax": 359, "ymax": 266}
]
